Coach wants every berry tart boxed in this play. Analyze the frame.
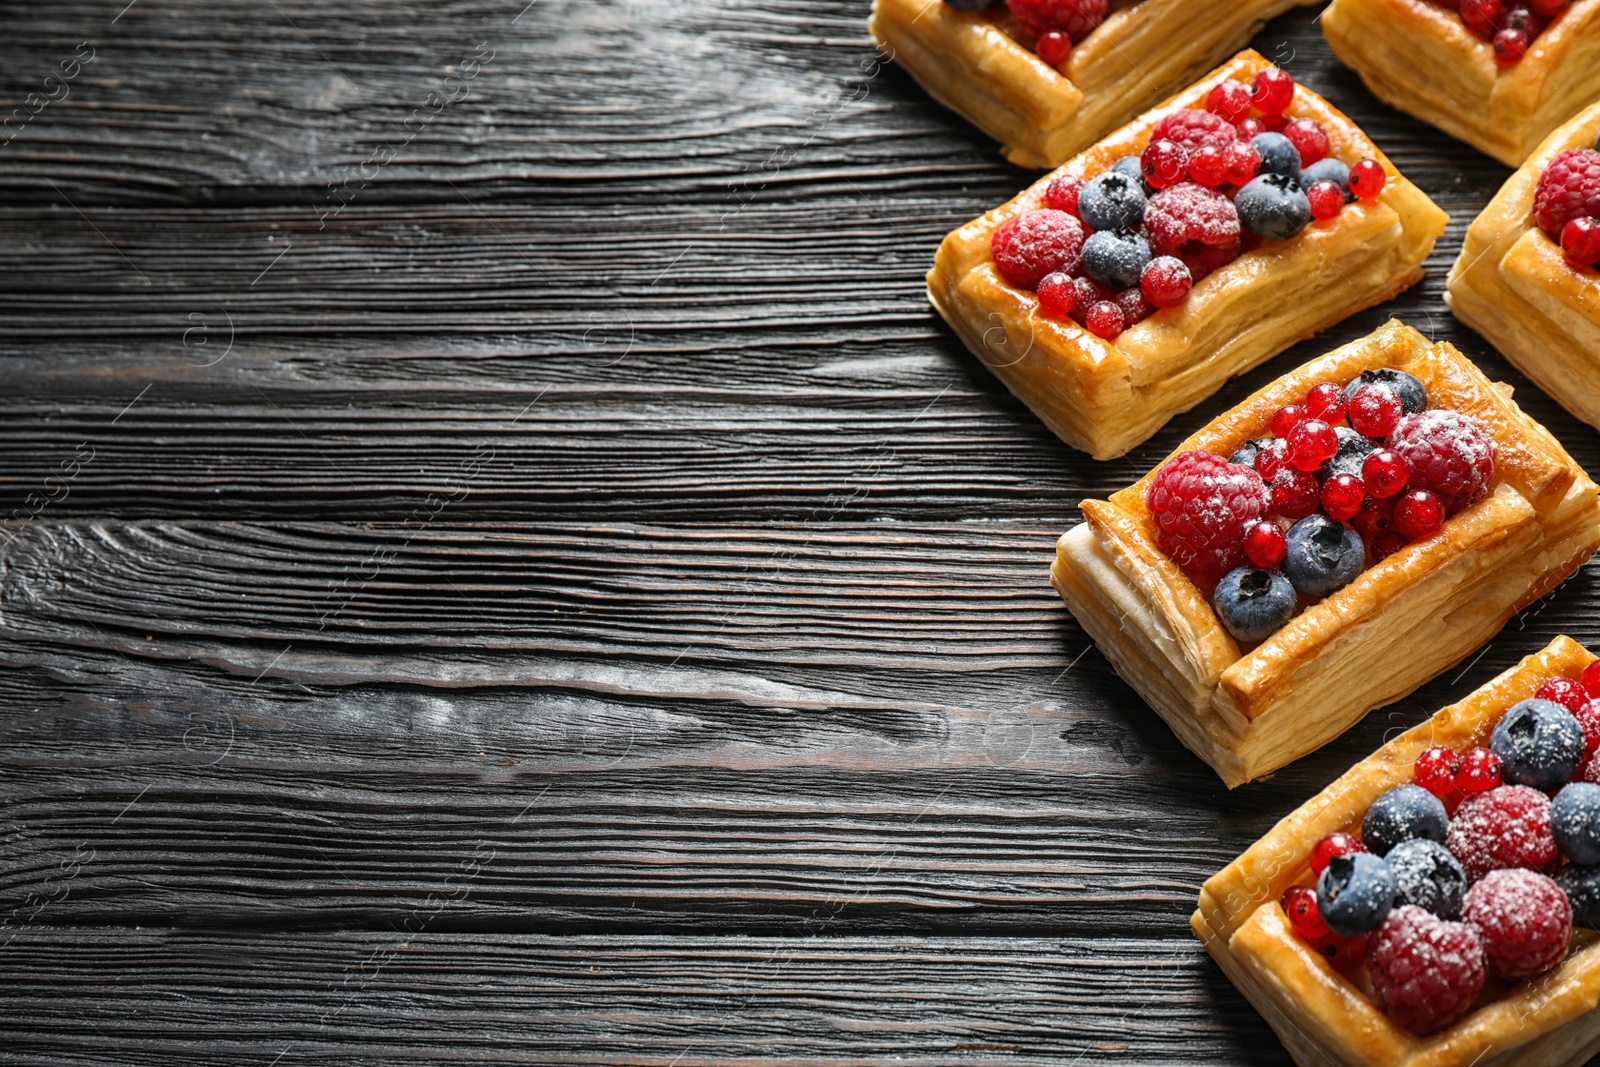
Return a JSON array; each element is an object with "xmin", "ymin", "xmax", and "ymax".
[
  {"xmin": 867, "ymin": 0, "xmax": 1320, "ymax": 169},
  {"xmin": 928, "ymin": 51, "xmax": 1448, "ymax": 460},
  {"xmin": 1448, "ymin": 102, "xmax": 1600, "ymax": 431},
  {"xmin": 1051, "ymin": 321, "xmax": 1600, "ymax": 786},
  {"xmin": 1196, "ymin": 636, "xmax": 1600, "ymax": 1065},
  {"xmin": 1323, "ymin": 0, "xmax": 1600, "ymax": 167}
]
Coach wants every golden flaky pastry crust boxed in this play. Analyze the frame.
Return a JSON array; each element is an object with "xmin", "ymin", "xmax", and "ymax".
[
  {"xmin": 867, "ymin": 0, "xmax": 1318, "ymax": 168},
  {"xmin": 1448, "ymin": 102, "xmax": 1600, "ymax": 431},
  {"xmin": 1194, "ymin": 636, "xmax": 1600, "ymax": 1067},
  {"xmin": 1324, "ymin": 0, "xmax": 1600, "ymax": 166},
  {"xmin": 928, "ymin": 50, "xmax": 1448, "ymax": 460},
  {"xmin": 1050, "ymin": 321, "xmax": 1600, "ymax": 787}
]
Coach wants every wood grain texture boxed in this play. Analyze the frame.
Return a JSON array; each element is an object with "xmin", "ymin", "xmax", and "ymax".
[{"xmin": 4, "ymin": 0, "xmax": 1600, "ymax": 1063}]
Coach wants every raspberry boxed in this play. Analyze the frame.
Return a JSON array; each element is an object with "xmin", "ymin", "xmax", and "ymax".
[
  {"xmin": 990, "ymin": 210, "xmax": 1088, "ymax": 290},
  {"xmin": 1244, "ymin": 520, "xmax": 1287, "ymax": 568},
  {"xmin": 1462, "ymin": 868, "xmax": 1571, "ymax": 979},
  {"xmin": 1283, "ymin": 118, "xmax": 1330, "ymax": 166},
  {"xmin": 1362, "ymin": 449, "xmax": 1411, "ymax": 499},
  {"xmin": 1140, "ymin": 182, "xmax": 1243, "ymax": 279},
  {"xmin": 1458, "ymin": 747, "xmax": 1503, "ymax": 794},
  {"xmin": 1562, "ymin": 217, "xmax": 1600, "ymax": 268},
  {"xmin": 1146, "ymin": 450, "xmax": 1271, "ymax": 581},
  {"xmin": 1044, "ymin": 173, "xmax": 1084, "ymax": 214},
  {"xmin": 1036, "ymin": 30, "xmax": 1072, "ymax": 65},
  {"xmin": 1222, "ymin": 142, "xmax": 1262, "ymax": 185},
  {"xmin": 1307, "ymin": 180, "xmax": 1344, "ymax": 221},
  {"xmin": 1206, "ymin": 80, "xmax": 1253, "ymax": 124},
  {"xmin": 1084, "ymin": 299, "xmax": 1125, "ymax": 339},
  {"xmin": 1446, "ymin": 785, "xmax": 1559, "ymax": 882},
  {"xmin": 1349, "ymin": 384, "xmax": 1404, "ymax": 437},
  {"xmin": 1322, "ymin": 473, "xmax": 1365, "ymax": 520},
  {"xmin": 1576, "ymin": 700, "xmax": 1600, "ymax": 752},
  {"xmin": 1282, "ymin": 885, "xmax": 1330, "ymax": 939},
  {"xmin": 1304, "ymin": 382, "xmax": 1347, "ymax": 423},
  {"xmin": 1005, "ymin": 0, "xmax": 1108, "ymax": 39},
  {"xmin": 1415, "ymin": 745, "xmax": 1462, "ymax": 796},
  {"xmin": 1251, "ymin": 67, "xmax": 1295, "ymax": 116},
  {"xmin": 1386, "ymin": 410, "xmax": 1495, "ymax": 514},
  {"xmin": 1584, "ymin": 658, "xmax": 1600, "ymax": 697},
  {"xmin": 1577, "ymin": 745, "xmax": 1600, "ymax": 785},
  {"xmin": 1366, "ymin": 906, "xmax": 1485, "ymax": 1035},
  {"xmin": 1311, "ymin": 831, "xmax": 1366, "ymax": 874},
  {"xmin": 1150, "ymin": 108, "xmax": 1240, "ymax": 153},
  {"xmin": 1393, "ymin": 489, "xmax": 1444, "ymax": 539},
  {"xmin": 1271, "ymin": 467, "xmax": 1322, "ymax": 520},
  {"xmin": 1140, "ymin": 255, "xmax": 1191, "ymax": 307},
  {"xmin": 1036, "ymin": 271, "xmax": 1077, "ymax": 319},
  {"xmin": 1187, "ymin": 144, "xmax": 1227, "ymax": 187},
  {"xmin": 1350, "ymin": 158, "xmax": 1387, "ymax": 201},
  {"xmin": 1141, "ymin": 139, "xmax": 1190, "ymax": 190},
  {"xmin": 1534, "ymin": 149, "xmax": 1600, "ymax": 238},
  {"xmin": 1536, "ymin": 677, "xmax": 1589, "ymax": 712}
]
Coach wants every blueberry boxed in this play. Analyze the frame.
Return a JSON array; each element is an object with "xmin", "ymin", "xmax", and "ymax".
[
  {"xmin": 1556, "ymin": 864, "xmax": 1600, "ymax": 927},
  {"xmin": 1319, "ymin": 427, "xmax": 1373, "ymax": 480},
  {"xmin": 1235, "ymin": 173, "xmax": 1312, "ymax": 241},
  {"xmin": 1362, "ymin": 784, "xmax": 1449, "ymax": 856},
  {"xmin": 1077, "ymin": 172, "xmax": 1147, "ymax": 232},
  {"xmin": 1081, "ymin": 228, "xmax": 1151, "ymax": 290},
  {"xmin": 1230, "ymin": 439, "xmax": 1262, "ymax": 468},
  {"xmin": 1300, "ymin": 158, "xmax": 1351, "ymax": 195},
  {"xmin": 1250, "ymin": 132, "xmax": 1303, "ymax": 179},
  {"xmin": 1212, "ymin": 567, "xmax": 1297, "ymax": 642},
  {"xmin": 1553, "ymin": 782, "xmax": 1600, "ymax": 865},
  {"xmin": 1385, "ymin": 838, "xmax": 1466, "ymax": 919},
  {"xmin": 1491, "ymin": 698, "xmax": 1585, "ymax": 791},
  {"xmin": 1343, "ymin": 368, "xmax": 1427, "ymax": 415},
  {"xmin": 1595, "ymin": 126, "xmax": 1600, "ymax": 152},
  {"xmin": 1282, "ymin": 514, "xmax": 1364, "ymax": 598},
  {"xmin": 1317, "ymin": 851, "xmax": 1400, "ymax": 937},
  {"xmin": 1112, "ymin": 155, "xmax": 1145, "ymax": 184}
]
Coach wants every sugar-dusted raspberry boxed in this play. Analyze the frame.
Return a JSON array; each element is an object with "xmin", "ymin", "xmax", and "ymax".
[
  {"xmin": 1140, "ymin": 255, "xmax": 1192, "ymax": 307},
  {"xmin": 1151, "ymin": 108, "xmax": 1240, "ymax": 154},
  {"xmin": 1283, "ymin": 118, "xmax": 1330, "ymax": 166},
  {"xmin": 1386, "ymin": 410, "xmax": 1496, "ymax": 515},
  {"xmin": 1576, "ymin": 744, "xmax": 1600, "ymax": 785},
  {"xmin": 1575, "ymin": 699, "xmax": 1600, "ymax": 753},
  {"xmin": 1035, "ymin": 30, "xmax": 1072, "ymax": 66},
  {"xmin": 1562, "ymin": 217, "xmax": 1600, "ymax": 268},
  {"xmin": 1006, "ymin": 0, "xmax": 1108, "ymax": 39},
  {"xmin": 1462, "ymin": 868, "xmax": 1572, "ymax": 979},
  {"xmin": 1084, "ymin": 299, "xmax": 1125, "ymax": 339},
  {"xmin": 1446, "ymin": 784, "xmax": 1559, "ymax": 882},
  {"xmin": 1251, "ymin": 67, "xmax": 1295, "ymax": 116},
  {"xmin": 1206, "ymin": 79, "xmax": 1253, "ymax": 124},
  {"xmin": 1366, "ymin": 905, "xmax": 1485, "ymax": 1035},
  {"xmin": 1044, "ymin": 173, "xmax": 1085, "ymax": 215},
  {"xmin": 1533, "ymin": 148, "xmax": 1600, "ymax": 239},
  {"xmin": 990, "ymin": 209, "xmax": 1087, "ymax": 290},
  {"xmin": 1141, "ymin": 181, "xmax": 1243, "ymax": 279},
  {"xmin": 1537, "ymin": 677, "xmax": 1589, "ymax": 712},
  {"xmin": 1146, "ymin": 450, "xmax": 1271, "ymax": 581}
]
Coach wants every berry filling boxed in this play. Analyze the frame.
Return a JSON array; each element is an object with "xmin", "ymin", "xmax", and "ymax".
[
  {"xmin": 1429, "ymin": 0, "xmax": 1572, "ymax": 66},
  {"xmin": 991, "ymin": 66, "xmax": 1388, "ymax": 337},
  {"xmin": 1143, "ymin": 367, "xmax": 1496, "ymax": 644},
  {"xmin": 1535, "ymin": 147, "xmax": 1600, "ymax": 270}
]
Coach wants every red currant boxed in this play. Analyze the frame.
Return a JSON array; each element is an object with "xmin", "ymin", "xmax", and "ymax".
[
  {"xmin": 1271, "ymin": 468, "xmax": 1322, "ymax": 520},
  {"xmin": 1245, "ymin": 520, "xmax": 1288, "ymax": 568},
  {"xmin": 1044, "ymin": 173, "xmax": 1085, "ymax": 215},
  {"xmin": 1222, "ymin": 142, "xmax": 1262, "ymax": 185},
  {"xmin": 1236, "ymin": 117, "xmax": 1267, "ymax": 142},
  {"xmin": 1529, "ymin": 0, "xmax": 1569, "ymax": 14},
  {"xmin": 1347, "ymin": 384, "xmax": 1403, "ymax": 437},
  {"xmin": 1282, "ymin": 886, "xmax": 1330, "ymax": 939},
  {"xmin": 1207, "ymin": 79, "xmax": 1253, "ymax": 123},
  {"xmin": 1371, "ymin": 530, "xmax": 1409, "ymax": 561},
  {"xmin": 1349, "ymin": 159, "xmax": 1387, "ymax": 201},
  {"xmin": 1457, "ymin": 747, "xmax": 1503, "ymax": 794},
  {"xmin": 1582, "ymin": 658, "xmax": 1600, "ymax": 697},
  {"xmin": 1283, "ymin": 118, "xmax": 1331, "ymax": 166},
  {"xmin": 1352, "ymin": 494, "xmax": 1398, "ymax": 541},
  {"xmin": 1270, "ymin": 404, "xmax": 1309, "ymax": 439},
  {"xmin": 1361, "ymin": 449, "xmax": 1411, "ymax": 498},
  {"xmin": 1493, "ymin": 26, "xmax": 1530, "ymax": 64},
  {"xmin": 1414, "ymin": 745, "xmax": 1462, "ymax": 796},
  {"xmin": 1393, "ymin": 489, "xmax": 1444, "ymax": 539},
  {"xmin": 1140, "ymin": 255, "xmax": 1192, "ymax": 308},
  {"xmin": 1462, "ymin": 0, "xmax": 1504, "ymax": 35},
  {"xmin": 1310, "ymin": 831, "xmax": 1366, "ymax": 874},
  {"xmin": 1187, "ymin": 144, "xmax": 1228, "ymax": 187},
  {"xmin": 1142, "ymin": 139, "xmax": 1190, "ymax": 190},
  {"xmin": 1036, "ymin": 30, "xmax": 1072, "ymax": 66},
  {"xmin": 1287, "ymin": 418, "xmax": 1338, "ymax": 471},
  {"xmin": 1312, "ymin": 931, "xmax": 1370, "ymax": 974},
  {"xmin": 1251, "ymin": 67, "xmax": 1296, "ymax": 116},
  {"xmin": 1561, "ymin": 217, "xmax": 1600, "ymax": 268},
  {"xmin": 1261, "ymin": 112, "xmax": 1290, "ymax": 133},
  {"xmin": 1255, "ymin": 437, "xmax": 1290, "ymax": 480},
  {"xmin": 1037, "ymin": 271, "xmax": 1077, "ymax": 319},
  {"xmin": 1085, "ymin": 300, "xmax": 1125, "ymax": 339},
  {"xmin": 1307, "ymin": 180, "xmax": 1345, "ymax": 221},
  {"xmin": 1536, "ymin": 677, "xmax": 1589, "ymax": 712},
  {"xmin": 1304, "ymin": 382, "xmax": 1348, "ymax": 423},
  {"xmin": 1322, "ymin": 473, "xmax": 1366, "ymax": 520}
]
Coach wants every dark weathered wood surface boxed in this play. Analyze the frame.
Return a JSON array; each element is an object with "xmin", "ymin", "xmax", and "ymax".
[{"xmin": 3, "ymin": 1, "xmax": 1600, "ymax": 1063}]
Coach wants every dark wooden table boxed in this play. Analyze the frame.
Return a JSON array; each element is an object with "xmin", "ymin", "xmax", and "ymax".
[{"xmin": 2, "ymin": 1, "xmax": 1597, "ymax": 1063}]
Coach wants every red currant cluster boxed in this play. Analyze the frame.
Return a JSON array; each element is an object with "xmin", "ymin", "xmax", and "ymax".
[
  {"xmin": 1534, "ymin": 145, "xmax": 1600, "ymax": 270},
  {"xmin": 1432, "ymin": 0, "xmax": 1571, "ymax": 66},
  {"xmin": 1002, "ymin": 0, "xmax": 1110, "ymax": 67}
]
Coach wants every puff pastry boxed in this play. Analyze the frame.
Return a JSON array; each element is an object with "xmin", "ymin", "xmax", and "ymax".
[
  {"xmin": 868, "ymin": 0, "xmax": 1320, "ymax": 169},
  {"xmin": 1323, "ymin": 0, "xmax": 1600, "ymax": 167},
  {"xmin": 1051, "ymin": 320, "xmax": 1600, "ymax": 787},
  {"xmin": 1194, "ymin": 636, "xmax": 1600, "ymax": 1067},
  {"xmin": 1448, "ymin": 102, "xmax": 1600, "ymax": 431},
  {"xmin": 929, "ymin": 50, "xmax": 1449, "ymax": 460}
]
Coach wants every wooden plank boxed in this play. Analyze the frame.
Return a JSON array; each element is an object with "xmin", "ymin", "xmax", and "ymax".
[{"xmin": 0, "ymin": 929, "xmax": 1292, "ymax": 1065}]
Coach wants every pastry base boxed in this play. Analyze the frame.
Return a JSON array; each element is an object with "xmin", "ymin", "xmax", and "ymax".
[
  {"xmin": 928, "ymin": 50, "xmax": 1449, "ymax": 460},
  {"xmin": 1193, "ymin": 637, "xmax": 1600, "ymax": 1067},
  {"xmin": 868, "ymin": 0, "xmax": 1318, "ymax": 168},
  {"xmin": 1448, "ymin": 102, "xmax": 1600, "ymax": 431},
  {"xmin": 1051, "ymin": 321, "xmax": 1600, "ymax": 787},
  {"xmin": 1323, "ymin": 0, "xmax": 1600, "ymax": 166}
]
